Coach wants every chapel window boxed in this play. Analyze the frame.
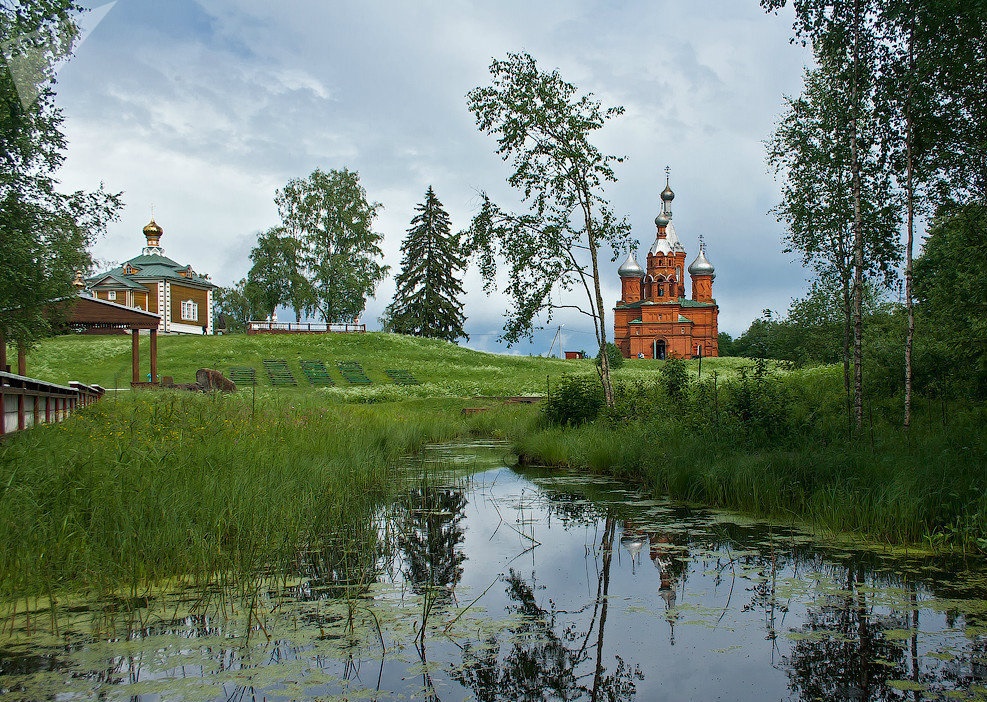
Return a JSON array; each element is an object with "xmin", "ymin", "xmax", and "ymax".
[{"xmin": 182, "ymin": 299, "xmax": 198, "ymax": 321}]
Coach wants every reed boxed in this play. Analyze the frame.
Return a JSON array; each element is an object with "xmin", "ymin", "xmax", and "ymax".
[
  {"xmin": 516, "ymin": 365, "xmax": 987, "ymax": 551},
  {"xmin": 0, "ymin": 391, "xmax": 506, "ymax": 609}
]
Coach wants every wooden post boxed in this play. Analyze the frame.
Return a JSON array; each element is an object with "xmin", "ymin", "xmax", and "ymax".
[
  {"xmin": 132, "ymin": 329, "xmax": 140, "ymax": 385},
  {"xmin": 149, "ymin": 328, "xmax": 158, "ymax": 384},
  {"xmin": 16, "ymin": 346, "xmax": 26, "ymax": 430}
]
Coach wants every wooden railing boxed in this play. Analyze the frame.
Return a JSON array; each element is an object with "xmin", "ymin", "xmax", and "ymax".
[
  {"xmin": 0, "ymin": 372, "xmax": 104, "ymax": 437},
  {"xmin": 246, "ymin": 321, "xmax": 366, "ymax": 334}
]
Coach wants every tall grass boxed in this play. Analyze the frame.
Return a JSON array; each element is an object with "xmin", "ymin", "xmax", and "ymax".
[
  {"xmin": 515, "ymin": 363, "xmax": 987, "ymax": 552},
  {"xmin": 0, "ymin": 391, "xmax": 526, "ymax": 614}
]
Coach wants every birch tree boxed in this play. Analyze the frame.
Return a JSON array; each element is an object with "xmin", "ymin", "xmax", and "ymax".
[{"xmin": 465, "ymin": 52, "xmax": 629, "ymax": 406}]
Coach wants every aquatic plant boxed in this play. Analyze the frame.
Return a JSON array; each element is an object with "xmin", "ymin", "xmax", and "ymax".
[
  {"xmin": 0, "ymin": 392, "xmax": 522, "ymax": 624},
  {"xmin": 516, "ymin": 363, "xmax": 987, "ymax": 552}
]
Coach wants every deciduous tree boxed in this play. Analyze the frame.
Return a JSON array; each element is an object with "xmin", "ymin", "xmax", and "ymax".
[
  {"xmin": 274, "ymin": 168, "xmax": 388, "ymax": 324},
  {"xmin": 766, "ymin": 66, "xmax": 900, "ymax": 414},
  {"xmin": 212, "ymin": 278, "xmax": 254, "ymax": 333},
  {"xmin": 763, "ymin": 0, "xmax": 899, "ymax": 429},
  {"xmin": 245, "ymin": 226, "xmax": 310, "ymax": 322},
  {"xmin": 874, "ymin": 0, "xmax": 987, "ymax": 426},
  {"xmin": 0, "ymin": 1, "xmax": 121, "ymax": 351},
  {"xmin": 381, "ymin": 186, "xmax": 467, "ymax": 342},
  {"xmin": 465, "ymin": 52, "xmax": 630, "ymax": 406}
]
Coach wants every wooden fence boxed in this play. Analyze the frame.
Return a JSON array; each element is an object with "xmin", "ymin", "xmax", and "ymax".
[
  {"xmin": 0, "ymin": 371, "xmax": 104, "ymax": 437},
  {"xmin": 246, "ymin": 321, "xmax": 366, "ymax": 334}
]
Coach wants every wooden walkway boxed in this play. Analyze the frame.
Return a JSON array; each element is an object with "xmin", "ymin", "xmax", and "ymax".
[{"xmin": 0, "ymin": 372, "xmax": 104, "ymax": 437}]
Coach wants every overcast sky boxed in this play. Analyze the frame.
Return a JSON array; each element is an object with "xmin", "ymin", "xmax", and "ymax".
[{"xmin": 51, "ymin": 0, "xmax": 813, "ymax": 353}]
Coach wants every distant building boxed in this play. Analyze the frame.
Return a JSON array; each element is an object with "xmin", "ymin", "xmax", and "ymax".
[
  {"xmin": 87, "ymin": 219, "xmax": 216, "ymax": 334},
  {"xmin": 613, "ymin": 177, "xmax": 718, "ymax": 359}
]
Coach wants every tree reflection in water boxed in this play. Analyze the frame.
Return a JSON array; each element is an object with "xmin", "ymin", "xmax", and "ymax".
[
  {"xmin": 453, "ymin": 513, "xmax": 643, "ymax": 701},
  {"xmin": 784, "ymin": 565, "xmax": 987, "ymax": 701},
  {"xmin": 784, "ymin": 563, "xmax": 910, "ymax": 701},
  {"xmin": 8, "ymin": 459, "xmax": 987, "ymax": 701},
  {"xmin": 392, "ymin": 485, "xmax": 469, "ymax": 700}
]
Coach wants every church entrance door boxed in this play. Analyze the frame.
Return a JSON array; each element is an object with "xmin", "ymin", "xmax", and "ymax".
[{"xmin": 653, "ymin": 339, "xmax": 666, "ymax": 360}]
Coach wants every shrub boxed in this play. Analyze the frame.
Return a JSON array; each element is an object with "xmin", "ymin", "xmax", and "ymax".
[
  {"xmin": 723, "ymin": 358, "xmax": 791, "ymax": 444},
  {"xmin": 544, "ymin": 374, "xmax": 604, "ymax": 426},
  {"xmin": 660, "ymin": 357, "xmax": 690, "ymax": 402},
  {"xmin": 595, "ymin": 342, "xmax": 624, "ymax": 370},
  {"xmin": 604, "ymin": 379, "xmax": 660, "ymax": 423}
]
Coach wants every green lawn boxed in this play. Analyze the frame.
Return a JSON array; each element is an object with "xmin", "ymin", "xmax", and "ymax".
[{"xmin": 15, "ymin": 332, "xmax": 752, "ymax": 398}]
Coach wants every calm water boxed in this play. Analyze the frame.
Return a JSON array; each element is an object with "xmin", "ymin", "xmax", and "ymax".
[{"xmin": 2, "ymin": 442, "xmax": 987, "ymax": 701}]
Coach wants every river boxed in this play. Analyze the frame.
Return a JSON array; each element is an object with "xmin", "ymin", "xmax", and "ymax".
[{"xmin": 1, "ymin": 442, "xmax": 986, "ymax": 700}]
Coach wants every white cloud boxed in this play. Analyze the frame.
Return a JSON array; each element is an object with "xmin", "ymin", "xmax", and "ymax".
[{"xmin": 58, "ymin": 0, "xmax": 811, "ymax": 350}]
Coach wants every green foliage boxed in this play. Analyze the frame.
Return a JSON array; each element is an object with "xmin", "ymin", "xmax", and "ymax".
[
  {"xmin": 464, "ymin": 51, "xmax": 630, "ymax": 404},
  {"xmin": 544, "ymin": 374, "xmax": 604, "ymax": 426},
  {"xmin": 724, "ymin": 359, "xmax": 792, "ymax": 445},
  {"xmin": 0, "ymin": 1, "xmax": 122, "ymax": 349},
  {"xmin": 767, "ymin": 67, "xmax": 902, "ymax": 291},
  {"xmin": 733, "ymin": 282, "xmax": 897, "ymax": 368},
  {"xmin": 595, "ymin": 342, "xmax": 623, "ymax": 370},
  {"xmin": 603, "ymin": 379, "xmax": 659, "ymax": 423},
  {"xmin": 659, "ymin": 357, "xmax": 690, "ymax": 402},
  {"xmin": 382, "ymin": 186, "xmax": 468, "ymax": 342},
  {"xmin": 913, "ymin": 203, "xmax": 987, "ymax": 398},
  {"xmin": 212, "ymin": 278, "xmax": 254, "ymax": 333},
  {"xmin": 717, "ymin": 332, "xmax": 735, "ymax": 357},
  {"xmin": 246, "ymin": 226, "xmax": 311, "ymax": 322},
  {"xmin": 275, "ymin": 168, "xmax": 388, "ymax": 323}
]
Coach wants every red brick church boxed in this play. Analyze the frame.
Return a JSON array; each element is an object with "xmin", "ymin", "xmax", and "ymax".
[{"xmin": 613, "ymin": 176, "xmax": 718, "ymax": 359}]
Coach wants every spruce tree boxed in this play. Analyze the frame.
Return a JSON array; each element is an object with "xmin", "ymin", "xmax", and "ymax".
[{"xmin": 383, "ymin": 187, "xmax": 468, "ymax": 342}]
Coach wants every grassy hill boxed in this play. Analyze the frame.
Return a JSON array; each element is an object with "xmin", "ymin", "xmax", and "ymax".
[{"xmin": 16, "ymin": 332, "xmax": 752, "ymax": 398}]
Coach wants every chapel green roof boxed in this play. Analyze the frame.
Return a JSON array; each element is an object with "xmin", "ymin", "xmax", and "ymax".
[{"xmin": 88, "ymin": 252, "xmax": 215, "ymax": 289}]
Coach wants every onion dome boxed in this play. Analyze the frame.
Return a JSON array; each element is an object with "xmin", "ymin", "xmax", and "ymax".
[
  {"xmin": 618, "ymin": 250, "xmax": 644, "ymax": 277},
  {"xmin": 688, "ymin": 247, "xmax": 715, "ymax": 278},
  {"xmin": 661, "ymin": 166, "xmax": 675, "ymax": 202},
  {"xmin": 620, "ymin": 534, "xmax": 646, "ymax": 559},
  {"xmin": 654, "ymin": 212, "xmax": 670, "ymax": 228},
  {"xmin": 143, "ymin": 219, "xmax": 163, "ymax": 248},
  {"xmin": 143, "ymin": 219, "xmax": 163, "ymax": 237}
]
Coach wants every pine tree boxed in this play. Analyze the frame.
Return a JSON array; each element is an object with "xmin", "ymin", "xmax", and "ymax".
[{"xmin": 383, "ymin": 187, "xmax": 468, "ymax": 342}]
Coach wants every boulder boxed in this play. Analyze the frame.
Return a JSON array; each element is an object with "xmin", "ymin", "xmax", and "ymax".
[{"xmin": 195, "ymin": 368, "xmax": 237, "ymax": 393}]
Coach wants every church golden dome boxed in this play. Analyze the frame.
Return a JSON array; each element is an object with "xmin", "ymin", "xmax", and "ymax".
[{"xmin": 143, "ymin": 219, "xmax": 163, "ymax": 249}]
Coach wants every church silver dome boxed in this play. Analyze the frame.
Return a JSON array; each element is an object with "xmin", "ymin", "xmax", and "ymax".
[
  {"xmin": 618, "ymin": 250, "xmax": 644, "ymax": 277},
  {"xmin": 688, "ymin": 248, "xmax": 715, "ymax": 277}
]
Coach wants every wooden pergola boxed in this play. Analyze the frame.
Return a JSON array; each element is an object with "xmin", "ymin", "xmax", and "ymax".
[
  {"xmin": 2, "ymin": 296, "xmax": 162, "ymax": 387},
  {"xmin": 64, "ymin": 296, "xmax": 162, "ymax": 386}
]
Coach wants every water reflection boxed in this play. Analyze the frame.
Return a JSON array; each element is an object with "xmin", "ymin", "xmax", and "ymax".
[{"xmin": 3, "ymin": 446, "xmax": 987, "ymax": 701}]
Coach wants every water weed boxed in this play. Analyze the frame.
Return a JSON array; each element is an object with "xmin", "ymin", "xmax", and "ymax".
[
  {"xmin": 519, "ymin": 363, "xmax": 987, "ymax": 552},
  {"xmin": 0, "ymin": 391, "xmax": 522, "ymax": 616}
]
